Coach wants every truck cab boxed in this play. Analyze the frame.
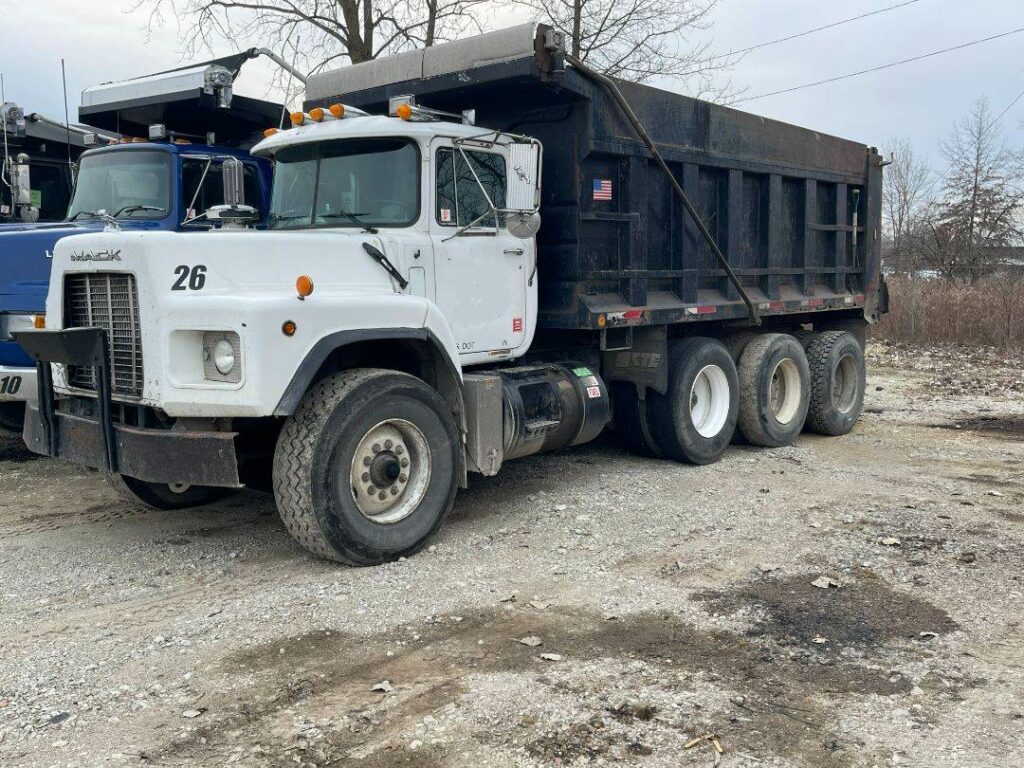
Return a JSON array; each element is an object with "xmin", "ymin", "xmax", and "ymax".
[{"xmin": 0, "ymin": 141, "xmax": 271, "ymax": 429}]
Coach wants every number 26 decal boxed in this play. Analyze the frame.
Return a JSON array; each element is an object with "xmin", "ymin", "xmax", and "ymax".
[{"xmin": 172, "ymin": 265, "xmax": 207, "ymax": 291}]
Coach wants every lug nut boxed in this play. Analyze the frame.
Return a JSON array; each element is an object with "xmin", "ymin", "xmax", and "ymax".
[
  {"xmin": 378, "ymin": 491, "xmax": 387, "ymax": 501},
  {"xmin": 390, "ymin": 486, "xmax": 399, "ymax": 496},
  {"xmin": 363, "ymin": 456, "xmax": 372, "ymax": 467},
  {"xmin": 368, "ymin": 486, "xmax": 377, "ymax": 495},
  {"xmin": 395, "ymin": 445, "xmax": 404, "ymax": 455},
  {"xmin": 372, "ymin": 443, "xmax": 381, "ymax": 454},
  {"xmin": 400, "ymin": 458, "xmax": 409, "ymax": 468},
  {"xmin": 399, "ymin": 473, "xmax": 407, "ymax": 483},
  {"xmin": 361, "ymin": 472, "xmax": 370, "ymax": 483},
  {"xmin": 385, "ymin": 439, "xmax": 393, "ymax": 450}
]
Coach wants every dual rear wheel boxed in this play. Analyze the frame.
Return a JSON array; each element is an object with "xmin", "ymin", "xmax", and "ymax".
[{"xmin": 615, "ymin": 329, "xmax": 865, "ymax": 463}]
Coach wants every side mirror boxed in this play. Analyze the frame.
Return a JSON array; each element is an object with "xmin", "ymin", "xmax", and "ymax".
[
  {"xmin": 10, "ymin": 154, "xmax": 32, "ymax": 207},
  {"xmin": 206, "ymin": 157, "xmax": 257, "ymax": 228},
  {"xmin": 507, "ymin": 211, "xmax": 541, "ymax": 240},
  {"xmin": 222, "ymin": 157, "xmax": 245, "ymax": 207},
  {"xmin": 507, "ymin": 142, "xmax": 541, "ymax": 212}
]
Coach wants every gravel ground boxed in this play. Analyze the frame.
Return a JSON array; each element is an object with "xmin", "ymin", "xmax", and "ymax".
[{"xmin": 1, "ymin": 342, "xmax": 1022, "ymax": 768}]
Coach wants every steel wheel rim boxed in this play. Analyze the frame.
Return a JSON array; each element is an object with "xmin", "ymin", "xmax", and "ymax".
[
  {"xmin": 349, "ymin": 419, "xmax": 431, "ymax": 525},
  {"xmin": 769, "ymin": 357, "xmax": 802, "ymax": 425},
  {"xmin": 833, "ymin": 354, "xmax": 858, "ymax": 414},
  {"xmin": 689, "ymin": 364, "xmax": 730, "ymax": 439},
  {"xmin": 169, "ymin": 483, "xmax": 192, "ymax": 494}
]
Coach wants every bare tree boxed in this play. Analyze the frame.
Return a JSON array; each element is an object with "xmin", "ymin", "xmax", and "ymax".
[
  {"xmin": 134, "ymin": 0, "xmax": 490, "ymax": 79},
  {"xmin": 882, "ymin": 136, "xmax": 934, "ymax": 276},
  {"xmin": 932, "ymin": 98, "xmax": 1024, "ymax": 281},
  {"xmin": 516, "ymin": 0, "xmax": 731, "ymax": 98}
]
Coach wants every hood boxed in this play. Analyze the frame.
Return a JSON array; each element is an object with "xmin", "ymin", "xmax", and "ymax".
[{"xmin": 0, "ymin": 220, "xmax": 167, "ymax": 310}]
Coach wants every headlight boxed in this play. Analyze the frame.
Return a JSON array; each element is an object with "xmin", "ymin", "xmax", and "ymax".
[
  {"xmin": 0, "ymin": 313, "xmax": 42, "ymax": 341},
  {"xmin": 202, "ymin": 331, "xmax": 241, "ymax": 383}
]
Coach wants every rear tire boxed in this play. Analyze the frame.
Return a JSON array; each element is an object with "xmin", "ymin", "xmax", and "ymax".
[
  {"xmin": 611, "ymin": 382, "xmax": 663, "ymax": 458},
  {"xmin": 105, "ymin": 473, "xmax": 230, "ymax": 510},
  {"xmin": 648, "ymin": 337, "xmax": 738, "ymax": 465},
  {"xmin": 0, "ymin": 403, "xmax": 25, "ymax": 432},
  {"xmin": 273, "ymin": 369, "xmax": 459, "ymax": 565},
  {"xmin": 805, "ymin": 331, "xmax": 866, "ymax": 436},
  {"xmin": 736, "ymin": 333, "xmax": 811, "ymax": 447}
]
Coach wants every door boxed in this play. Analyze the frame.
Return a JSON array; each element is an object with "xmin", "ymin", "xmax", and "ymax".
[{"xmin": 430, "ymin": 139, "xmax": 530, "ymax": 362}]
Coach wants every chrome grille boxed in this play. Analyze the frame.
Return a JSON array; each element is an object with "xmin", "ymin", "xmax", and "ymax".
[{"xmin": 64, "ymin": 273, "xmax": 144, "ymax": 398}]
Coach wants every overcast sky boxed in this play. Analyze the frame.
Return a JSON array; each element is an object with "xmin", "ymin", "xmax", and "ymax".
[{"xmin": 2, "ymin": 0, "xmax": 1021, "ymax": 169}]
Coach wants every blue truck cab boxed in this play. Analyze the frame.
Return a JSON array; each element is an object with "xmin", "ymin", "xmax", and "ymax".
[{"xmin": 0, "ymin": 141, "xmax": 272, "ymax": 428}]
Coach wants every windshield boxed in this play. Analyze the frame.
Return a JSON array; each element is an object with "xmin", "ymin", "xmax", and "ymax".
[
  {"xmin": 67, "ymin": 150, "xmax": 171, "ymax": 221},
  {"xmin": 269, "ymin": 138, "xmax": 419, "ymax": 229}
]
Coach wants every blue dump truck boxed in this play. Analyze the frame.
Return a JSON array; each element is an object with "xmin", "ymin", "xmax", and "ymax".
[
  {"xmin": 2, "ymin": 102, "xmax": 113, "ymax": 224},
  {"xmin": 0, "ymin": 53, "xmax": 286, "ymax": 429}
]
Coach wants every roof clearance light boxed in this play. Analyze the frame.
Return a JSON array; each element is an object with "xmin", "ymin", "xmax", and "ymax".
[
  {"xmin": 396, "ymin": 103, "xmax": 413, "ymax": 121},
  {"xmin": 289, "ymin": 112, "xmax": 305, "ymax": 126},
  {"xmin": 296, "ymin": 275, "xmax": 314, "ymax": 299},
  {"xmin": 309, "ymin": 107, "xmax": 325, "ymax": 122},
  {"xmin": 329, "ymin": 104, "xmax": 345, "ymax": 119},
  {"xmin": 263, "ymin": 128, "xmax": 279, "ymax": 138}
]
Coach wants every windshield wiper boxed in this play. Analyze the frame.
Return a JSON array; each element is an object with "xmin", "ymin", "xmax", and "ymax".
[
  {"xmin": 322, "ymin": 210, "xmax": 378, "ymax": 234},
  {"xmin": 269, "ymin": 212, "xmax": 307, "ymax": 227},
  {"xmin": 111, "ymin": 204, "xmax": 165, "ymax": 218},
  {"xmin": 68, "ymin": 210, "xmax": 101, "ymax": 221}
]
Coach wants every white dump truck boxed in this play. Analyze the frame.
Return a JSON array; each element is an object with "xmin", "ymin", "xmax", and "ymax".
[{"xmin": 15, "ymin": 25, "xmax": 886, "ymax": 565}]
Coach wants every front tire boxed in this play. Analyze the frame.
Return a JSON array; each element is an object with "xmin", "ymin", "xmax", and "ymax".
[
  {"xmin": 0, "ymin": 403, "xmax": 25, "ymax": 432},
  {"xmin": 105, "ymin": 473, "xmax": 230, "ymax": 510},
  {"xmin": 273, "ymin": 369, "xmax": 459, "ymax": 565},
  {"xmin": 648, "ymin": 337, "xmax": 739, "ymax": 465}
]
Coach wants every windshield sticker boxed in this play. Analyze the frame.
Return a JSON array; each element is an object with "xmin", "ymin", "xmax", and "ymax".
[{"xmin": 440, "ymin": 208, "xmax": 451, "ymax": 223}]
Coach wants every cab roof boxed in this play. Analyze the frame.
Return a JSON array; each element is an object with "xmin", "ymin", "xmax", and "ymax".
[{"xmin": 251, "ymin": 114, "xmax": 493, "ymax": 157}]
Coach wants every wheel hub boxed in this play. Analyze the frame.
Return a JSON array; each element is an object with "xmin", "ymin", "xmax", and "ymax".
[{"xmin": 349, "ymin": 420, "xmax": 429, "ymax": 524}]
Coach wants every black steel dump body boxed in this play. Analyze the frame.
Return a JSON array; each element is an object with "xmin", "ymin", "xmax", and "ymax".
[{"xmin": 305, "ymin": 25, "xmax": 885, "ymax": 332}]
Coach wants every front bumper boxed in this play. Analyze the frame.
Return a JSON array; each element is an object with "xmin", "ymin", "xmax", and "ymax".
[
  {"xmin": 13, "ymin": 327, "xmax": 241, "ymax": 488},
  {"xmin": 0, "ymin": 365, "xmax": 36, "ymax": 403}
]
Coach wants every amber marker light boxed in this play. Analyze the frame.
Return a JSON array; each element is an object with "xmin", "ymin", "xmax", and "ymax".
[
  {"xmin": 296, "ymin": 275, "xmax": 315, "ymax": 299},
  {"xmin": 396, "ymin": 103, "xmax": 413, "ymax": 121},
  {"xmin": 282, "ymin": 320, "xmax": 297, "ymax": 337},
  {"xmin": 289, "ymin": 112, "xmax": 305, "ymax": 126},
  {"xmin": 263, "ymin": 128, "xmax": 279, "ymax": 138},
  {"xmin": 309, "ymin": 107, "xmax": 325, "ymax": 122},
  {"xmin": 597, "ymin": 314, "xmax": 607, "ymax": 329},
  {"xmin": 328, "ymin": 104, "xmax": 345, "ymax": 118},
  {"xmin": 33, "ymin": 315, "xmax": 46, "ymax": 329}
]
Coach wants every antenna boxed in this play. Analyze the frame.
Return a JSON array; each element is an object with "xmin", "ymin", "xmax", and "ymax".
[
  {"xmin": 61, "ymin": 58, "xmax": 74, "ymax": 182},
  {"xmin": 1, "ymin": 72, "xmax": 11, "ymax": 203}
]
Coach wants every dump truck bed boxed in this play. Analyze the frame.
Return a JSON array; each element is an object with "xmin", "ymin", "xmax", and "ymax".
[{"xmin": 306, "ymin": 24, "xmax": 884, "ymax": 331}]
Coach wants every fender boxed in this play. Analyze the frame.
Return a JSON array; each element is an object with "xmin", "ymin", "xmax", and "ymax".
[{"xmin": 273, "ymin": 327, "xmax": 462, "ymax": 417}]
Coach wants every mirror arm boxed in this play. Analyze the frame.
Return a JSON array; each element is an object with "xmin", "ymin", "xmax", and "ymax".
[{"xmin": 184, "ymin": 157, "xmax": 213, "ymax": 224}]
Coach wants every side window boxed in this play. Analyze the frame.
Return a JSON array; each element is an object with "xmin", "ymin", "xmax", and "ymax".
[
  {"xmin": 181, "ymin": 159, "xmax": 223, "ymax": 219},
  {"xmin": 435, "ymin": 148, "xmax": 506, "ymax": 227},
  {"xmin": 29, "ymin": 163, "xmax": 71, "ymax": 222}
]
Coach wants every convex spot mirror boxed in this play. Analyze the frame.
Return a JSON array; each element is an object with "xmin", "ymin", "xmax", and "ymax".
[{"xmin": 507, "ymin": 211, "xmax": 541, "ymax": 239}]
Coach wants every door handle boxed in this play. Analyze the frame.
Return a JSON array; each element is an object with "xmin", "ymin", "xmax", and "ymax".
[{"xmin": 504, "ymin": 248, "xmax": 525, "ymax": 256}]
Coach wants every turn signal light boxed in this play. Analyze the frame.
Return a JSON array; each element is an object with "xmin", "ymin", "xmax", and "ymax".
[
  {"xmin": 289, "ymin": 112, "xmax": 305, "ymax": 126},
  {"xmin": 282, "ymin": 320, "xmax": 297, "ymax": 337},
  {"xmin": 263, "ymin": 127, "xmax": 279, "ymax": 138},
  {"xmin": 396, "ymin": 103, "xmax": 413, "ymax": 121},
  {"xmin": 309, "ymin": 107, "xmax": 325, "ymax": 122},
  {"xmin": 33, "ymin": 315, "xmax": 45, "ymax": 329},
  {"xmin": 296, "ymin": 275, "xmax": 315, "ymax": 298},
  {"xmin": 328, "ymin": 103, "xmax": 344, "ymax": 118}
]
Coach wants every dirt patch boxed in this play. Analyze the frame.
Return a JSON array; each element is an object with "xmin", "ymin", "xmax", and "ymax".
[
  {"xmin": 929, "ymin": 415, "xmax": 1024, "ymax": 442},
  {"xmin": 998, "ymin": 510, "xmax": 1024, "ymax": 524},
  {"xmin": 697, "ymin": 575, "xmax": 957, "ymax": 649},
  {"xmin": 158, "ymin": 600, "xmax": 948, "ymax": 766}
]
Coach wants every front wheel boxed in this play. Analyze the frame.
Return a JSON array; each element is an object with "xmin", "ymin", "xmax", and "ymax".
[
  {"xmin": 105, "ymin": 473, "xmax": 231, "ymax": 510},
  {"xmin": 273, "ymin": 369, "xmax": 460, "ymax": 565}
]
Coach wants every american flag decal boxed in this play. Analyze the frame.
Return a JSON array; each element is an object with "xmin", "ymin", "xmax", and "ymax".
[{"xmin": 592, "ymin": 178, "xmax": 613, "ymax": 201}]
